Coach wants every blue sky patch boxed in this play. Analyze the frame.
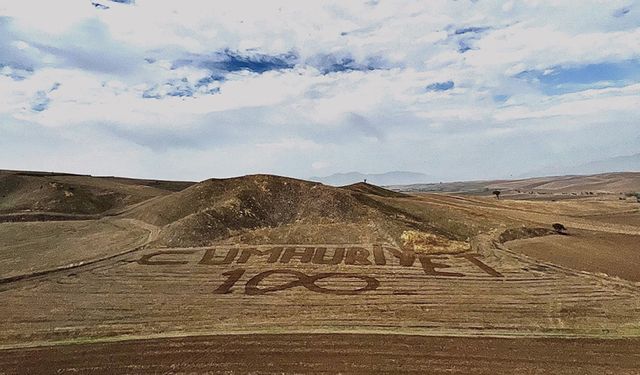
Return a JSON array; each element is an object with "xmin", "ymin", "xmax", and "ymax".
[
  {"xmin": 454, "ymin": 26, "xmax": 489, "ymax": 35},
  {"xmin": 0, "ymin": 64, "xmax": 33, "ymax": 80},
  {"xmin": 196, "ymin": 74, "xmax": 225, "ymax": 87},
  {"xmin": 517, "ymin": 59, "xmax": 640, "ymax": 95},
  {"xmin": 308, "ymin": 53, "xmax": 389, "ymax": 74},
  {"xmin": 142, "ymin": 88, "xmax": 162, "ymax": 99},
  {"xmin": 613, "ymin": 6, "xmax": 631, "ymax": 17},
  {"xmin": 426, "ymin": 81, "xmax": 454, "ymax": 91},
  {"xmin": 493, "ymin": 94, "xmax": 510, "ymax": 103},
  {"xmin": 92, "ymin": 2, "xmax": 110, "ymax": 10},
  {"xmin": 451, "ymin": 26, "xmax": 489, "ymax": 53},
  {"xmin": 458, "ymin": 40, "xmax": 473, "ymax": 53},
  {"xmin": 30, "ymin": 91, "xmax": 50, "ymax": 112},
  {"xmin": 199, "ymin": 50, "xmax": 297, "ymax": 74},
  {"xmin": 29, "ymin": 83, "xmax": 59, "ymax": 111},
  {"xmin": 142, "ymin": 77, "xmax": 220, "ymax": 99}
]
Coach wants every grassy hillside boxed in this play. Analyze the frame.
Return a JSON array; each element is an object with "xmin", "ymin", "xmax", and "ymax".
[
  {"xmin": 0, "ymin": 170, "xmax": 194, "ymax": 216},
  {"xmin": 126, "ymin": 175, "xmax": 475, "ymax": 248}
]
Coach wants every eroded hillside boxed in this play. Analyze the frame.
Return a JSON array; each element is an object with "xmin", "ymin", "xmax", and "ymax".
[{"xmin": 126, "ymin": 175, "xmax": 476, "ymax": 249}]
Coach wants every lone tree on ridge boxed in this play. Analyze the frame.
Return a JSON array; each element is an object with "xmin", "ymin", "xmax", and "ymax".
[{"xmin": 492, "ymin": 190, "xmax": 501, "ymax": 199}]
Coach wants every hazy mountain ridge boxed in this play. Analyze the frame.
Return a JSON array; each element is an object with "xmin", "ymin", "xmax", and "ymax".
[{"xmin": 521, "ymin": 153, "xmax": 640, "ymax": 178}]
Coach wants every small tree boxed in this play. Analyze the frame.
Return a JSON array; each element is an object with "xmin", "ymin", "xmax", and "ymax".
[
  {"xmin": 552, "ymin": 223, "xmax": 567, "ymax": 235},
  {"xmin": 493, "ymin": 190, "xmax": 501, "ymax": 199}
]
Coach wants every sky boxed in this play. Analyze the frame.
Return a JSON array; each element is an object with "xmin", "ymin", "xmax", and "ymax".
[{"xmin": 1, "ymin": 0, "xmax": 639, "ymax": 182}]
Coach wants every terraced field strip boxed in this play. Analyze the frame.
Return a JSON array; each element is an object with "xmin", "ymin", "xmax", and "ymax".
[{"xmin": 1, "ymin": 244, "xmax": 639, "ymax": 347}]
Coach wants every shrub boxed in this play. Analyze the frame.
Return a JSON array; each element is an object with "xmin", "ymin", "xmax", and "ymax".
[{"xmin": 552, "ymin": 223, "xmax": 567, "ymax": 234}]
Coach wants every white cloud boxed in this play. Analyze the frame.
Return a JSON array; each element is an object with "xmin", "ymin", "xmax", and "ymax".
[
  {"xmin": 312, "ymin": 161, "xmax": 331, "ymax": 171},
  {"xmin": 0, "ymin": 0, "xmax": 639, "ymax": 180}
]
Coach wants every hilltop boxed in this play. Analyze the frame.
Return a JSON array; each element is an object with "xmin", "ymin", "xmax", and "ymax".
[
  {"xmin": 310, "ymin": 171, "xmax": 432, "ymax": 186},
  {"xmin": 125, "ymin": 174, "xmax": 466, "ymax": 248}
]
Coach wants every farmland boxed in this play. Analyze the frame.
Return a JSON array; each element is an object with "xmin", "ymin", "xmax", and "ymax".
[{"xmin": 1, "ymin": 170, "xmax": 639, "ymax": 373}]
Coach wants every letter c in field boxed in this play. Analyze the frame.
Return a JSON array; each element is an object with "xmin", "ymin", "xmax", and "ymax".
[{"xmin": 137, "ymin": 250, "xmax": 197, "ymax": 265}]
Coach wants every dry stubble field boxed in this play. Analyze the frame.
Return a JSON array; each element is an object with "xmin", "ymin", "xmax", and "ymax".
[{"xmin": 1, "ymin": 172, "xmax": 640, "ymax": 373}]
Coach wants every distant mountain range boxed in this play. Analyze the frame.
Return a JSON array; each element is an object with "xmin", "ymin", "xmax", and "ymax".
[
  {"xmin": 521, "ymin": 153, "xmax": 640, "ymax": 178},
  {"xmin": 309, "ymin": 171, "xmax": 432, "ymax": 186},
  {"xmin": 311, "ymin": 153, "xmax": 640, "ymax": 188}
]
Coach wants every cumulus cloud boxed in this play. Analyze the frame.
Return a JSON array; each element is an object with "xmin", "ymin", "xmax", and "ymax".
[{"xmin": 0, "ymin": 0, "xmax": 639, "ymax": 181}]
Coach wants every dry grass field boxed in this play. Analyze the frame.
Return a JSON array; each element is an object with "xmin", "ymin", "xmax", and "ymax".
[
  {"xmin": 0, "ymin": 218, "xmax": 154, "ymax": 280},
  {"xmin": 0, "ymin": 171, "xmax": 639, "ymax": 373}
]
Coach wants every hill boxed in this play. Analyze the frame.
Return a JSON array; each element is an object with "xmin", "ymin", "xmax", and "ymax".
[
  {"xmin": 126, "ymin": 175, "xmax": 468, "ymax": 248},
  {"xmin": 310, "ymin": 171, "xmax": 432, "ymax": 186},
  {"xmin": 0, "ymin": 169, "xmax": 194, "ymax": 218},
  {"xmin": 342, "ymin": 182, "xmax": 407, "ymax": 198}
]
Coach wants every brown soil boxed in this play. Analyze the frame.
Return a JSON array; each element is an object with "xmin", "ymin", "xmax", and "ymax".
[
  {"xmin": 590, "ymin": 211, "xmax": 640, "ymax": 227},
  {"xmin": 1, "ymin": 334, "xmax": 639, "ymax": 374},
  {"xmin": 506, "ymin": 229, "xmax": 640, "ymax": 282}
]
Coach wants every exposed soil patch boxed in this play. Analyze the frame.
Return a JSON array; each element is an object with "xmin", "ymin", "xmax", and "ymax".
[
  {"xmin": 1, "ymin": 334, "xmax": 639, "ymax": 374},
  {"xmin": 506, "ymin": 229, "xmax": 640, "ymax": 282}
]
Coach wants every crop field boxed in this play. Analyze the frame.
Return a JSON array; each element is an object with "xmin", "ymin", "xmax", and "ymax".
[
  {"xmin": 1, "ymin": 238, "xmax": 640, "ymax": 348},
  {"xmin": 1, "ymin": 172, "xmax": 639, "ymax": 373}
]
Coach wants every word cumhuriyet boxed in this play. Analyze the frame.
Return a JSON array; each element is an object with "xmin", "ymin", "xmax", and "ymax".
[{"xmin": 138, "ymin": 245, "xmax": 503, "ymax": 278}]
